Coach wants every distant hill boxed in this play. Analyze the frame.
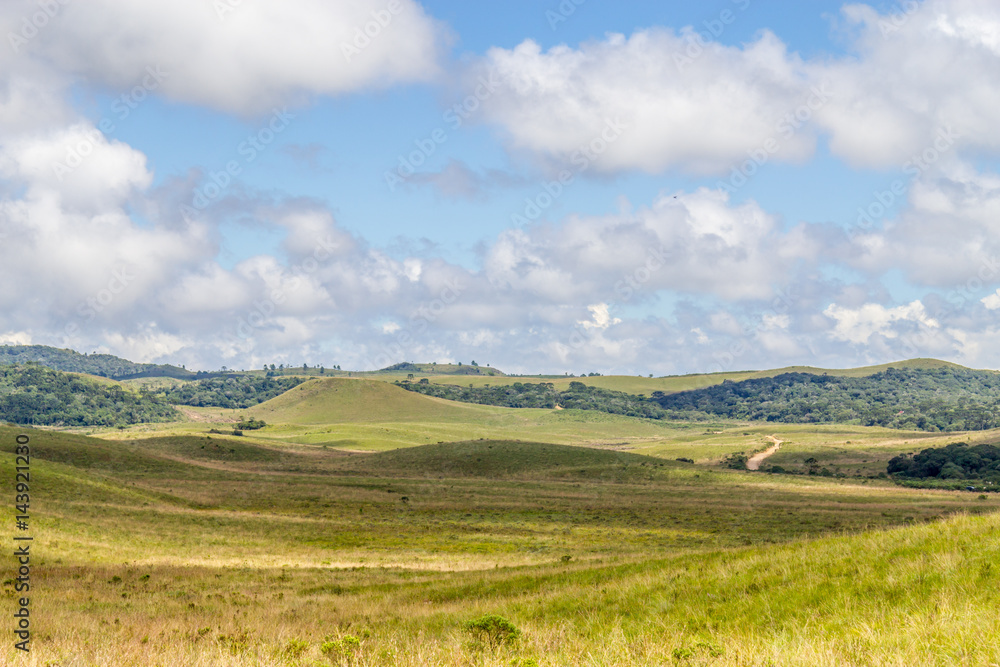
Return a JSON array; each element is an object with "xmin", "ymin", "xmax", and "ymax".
[
  {"xmin": 653, "ymin": 366, "xmax": 1000, "ymax": 431},
  {"xmin": 0, "ymin": 364, "xmax": 179, "ymax": 426},
  {"xmin": 246, "ymin": 377, "xmax": 503, "ymax": 424},
  {"xmin": 398, "ymin": 379, "xmax": 664, "ymax": 419},
  {"xmin": 0, "ymin": 345, "xmax": 197, "ymax": 380},
  {"xmin": 396, "ymin": 358, "xmax": 972, "ymax": 396},
  {"xmin": 396, "ymin": 365, "xmax": 1000, "ymax": 432},
  {"xmin": 339, "ymin": 439, "xmax": 674, "ymax": 478},
  {"xmin": 378, "ymin": 361, "xmax": 505, "ymax": 376},
  {"xmin": 150, "ymin": 375, "xmax": 306, "ymax": 409}
]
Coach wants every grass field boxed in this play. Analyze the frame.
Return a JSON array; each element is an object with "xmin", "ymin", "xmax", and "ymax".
[
  {"xmin": 6, "ymin": 364, "xmax": 1000, "ymax": 665},
  {"xmin": 367, "ymin": 357, "xmax": 979, "ymax": 396},
  {"xmin": 100, "ymin": 355, "xmax": 981, "ymax": 399},
  {"xmin": 3, "ymin": 415, "xmax": 999, "ymax": 665}
]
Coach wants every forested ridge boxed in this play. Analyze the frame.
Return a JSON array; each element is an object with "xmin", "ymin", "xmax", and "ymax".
[
  {"xmin": 889, "ymin": 442, "xmax": 1000, "ymax": 483},
  {"xmin": 151, "ymin": 375, "xmax": 305, "ymax": 409},
  {"xmin": 0, "ymin": 344, "xmax": 193, "ymax": 379},
  {"xmin": 652, "ymin": 367, "xmax": 1000, "ymax": 431},
  {"xmin": 0, "ymin": 364, "xmax": 178, "ymax": 426},
  {"xmin": 401, "ymin": 367, "xmax": 1000, "ymax": 432},
  {"xmin": 0, "ymin": 365, "xmax": 305, "ymax": 425},
  {"xmin": 397, "ymin": 380, "xmax": 666, "ymax": 419}
]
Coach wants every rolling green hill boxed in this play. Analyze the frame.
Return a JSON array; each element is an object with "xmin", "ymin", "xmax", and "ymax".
[
  {"xmin": 654, "ymin": 366, "xmax": 1000, "ymax": 431},
  {"xmin": 245, "ymin": 377, "xmax": 505, "ymax": 424},
  {"xmin": 0, "ymin": 344, "xmax": 195, "ymax": 379},
  {"xmin": 408, "ymin": 357, "xmax": 976, "ymax": 396},
  {"xmin": 4, "ymin": 423, "xmax": 999, "ymax": 666},
  {"xmin": 393, "ymin": 365, "xmax": 1000, "ymax": 433},
  {"xmin": 377, "ymin": 361, "xmax": 506, "ymax": 376},
  {"xmin": 0, "ymin": 363, "xmax": 179, "ymax": 426},
  {"xmin": 340, "ymin": 439, "xmax": 676, "ymax": 478}
]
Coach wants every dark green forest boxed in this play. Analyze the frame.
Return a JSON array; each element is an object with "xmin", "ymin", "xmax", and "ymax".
[
  {"xmin": 652, "ymin": 368, "xmax": 1000, "ymax": 431},
  {"xmin": 0, "ymin": 364, "xmax": 178, "ymax": 426},
  {"xmin": 397, "ymin": 380, "xmax": 666, "ymax": 419},
  {"xmin": 151, "ymin": 376, "xmax": 305, "ymax": 409},
  {"xmin": 0, "ymin": 365, "xmax": 304, "ymax": 425},
  {"xmin": 401, "ymin": 368, "xmax": 1000, "ymax": 432},
  {"xmin": 0, "ymin": 345, "xmax": 193, "ymax": 379},
  {"xmin": 888, "ymin": 442, "xmax": 1000, "ymax": 485}
]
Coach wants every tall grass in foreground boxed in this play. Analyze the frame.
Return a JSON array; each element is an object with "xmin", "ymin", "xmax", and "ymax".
[{"xmin": 7, "ymin": 512, "xmax": 1000, "ymax": 666}]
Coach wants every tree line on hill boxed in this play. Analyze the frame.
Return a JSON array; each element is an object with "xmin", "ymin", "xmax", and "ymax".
[
  {"xmin": 149, "ymin": 376, "xmax": 305, "ymax": 409},
  {"xmin": 651, "ymin": 368, "xmax": 1000, "ymax": 431},
  {"xmin": 0, "ymin": 344, "xmax": 194, "ymax": 379},
  {"xmin": 401, "ymin": 367, "xmax": 1000, "ymax": 432},
  {"xmin": 0, "ymin": 364, "xmax": 179, "ymax": 426},
  {"xmin": 0, "ymin": 364, "xmax": 307, "ymax": 426},
  {"xmin": 397, "ymin": 380, "xmax": 666, "ymax": 419},
  {"xmin": 888, "ymin": 442, "xmax": 1000, "ymax": 487}
]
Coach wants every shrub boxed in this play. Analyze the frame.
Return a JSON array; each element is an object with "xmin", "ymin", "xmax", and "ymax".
[
  {"xmin": 722, "ymin": 453, "xmax": 748, "ymax": 469},
  {"xmin": 281, "ymin": 638, "xmax": 309, "ymax": 658},
  {"xmin": 321, "ymin": 634, "xmax": 361, "ymax": 661},
  {"xmin": 464, "ymin": 614, "xmax": 521, "ymax": 650}
]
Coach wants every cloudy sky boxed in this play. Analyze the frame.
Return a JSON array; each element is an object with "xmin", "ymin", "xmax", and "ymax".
[{"xmin": 2, "ymin": 0, "xmax": 1000, "ymax": 375}]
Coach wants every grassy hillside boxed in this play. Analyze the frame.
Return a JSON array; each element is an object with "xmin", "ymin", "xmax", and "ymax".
[
  {"xmin": 0, "ymin": 363, "xmax": 179, "ymax": 426},
  {"xmin": 654, "ymin": 366, "xmax": 1000, "ymax": 431},
  {"xmin": 245, "ymin": 377, "xmax": 508, "ymax": 424},
  {"xmin": 2, "ymin": 425, "xmax": 998, "ymax": 665},
  {"xmin": 340, "ymin": 439, "xmax": 676, "ymax": 478},
  {"xmin": 377, "ymin": 362, "xmax": 506, "ymax": 376},
  {"xmin": 400, "ymin": 357, "xmax": 976, "ymax": 396},
  {"xmin": 0, "ymin": 344, "xmax": 194, "ymax": 379}
]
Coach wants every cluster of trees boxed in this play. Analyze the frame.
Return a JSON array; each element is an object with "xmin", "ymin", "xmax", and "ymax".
[
  {"xmin": 0, "ymin": 364, "xmax": 178, "ymax": 426},
  {"xmin": 383, "ymin": 362, "xmax": 501, "ymax": 376},
  {"xmin": 235, "ymin": 417, "xmax": 267, "ymax": 430},
  {"xmin": 152, "ymin": 376, "xmax": 305, "ymax": 409},
  {"xmin": 0, "ymin": 344, "xmax": 194, "ymax": 379},
  {"xmin": 400, "ymin": 367, "xmax": 1000, "ymax": 433},
  {"xmin": 263, "ymin": 363, "xmax": 340, "ymax": 375},
  {"xmin": 888, "ymin": 442, "xmax": 1000, "ymax": 483},
  {"xmin": 398, "ymin": 380, "xmax": 665, "ymax": 419},
  {"xmin": 652, "ymin": 368, "xmax": 1000, "ymax": 431}
]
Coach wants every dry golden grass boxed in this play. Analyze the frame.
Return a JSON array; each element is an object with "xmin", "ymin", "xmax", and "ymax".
[{"xmin": 3, "ymin": 427, "xmax": 999, "ymax": 665}]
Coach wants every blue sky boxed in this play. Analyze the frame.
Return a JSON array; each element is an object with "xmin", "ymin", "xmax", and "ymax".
[{"xmin": 2, "ymin": 0, "xmax": 1000, "ymax": 374}]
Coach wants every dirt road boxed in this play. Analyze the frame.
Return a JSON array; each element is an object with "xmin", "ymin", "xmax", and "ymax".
[{"xmin": 746, "ymin": 435, "xmax": 782, "ymax": 471}]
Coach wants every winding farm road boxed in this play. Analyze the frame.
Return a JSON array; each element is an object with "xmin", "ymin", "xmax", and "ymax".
[{"xmin": 746, "ymin": 436, "xmax": 782, "ymax": 471}]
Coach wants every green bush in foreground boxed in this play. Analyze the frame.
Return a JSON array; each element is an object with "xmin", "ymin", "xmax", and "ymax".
[{"xmin": 464, "ymin": 614, "xmax": 521, "ymax": 650}]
